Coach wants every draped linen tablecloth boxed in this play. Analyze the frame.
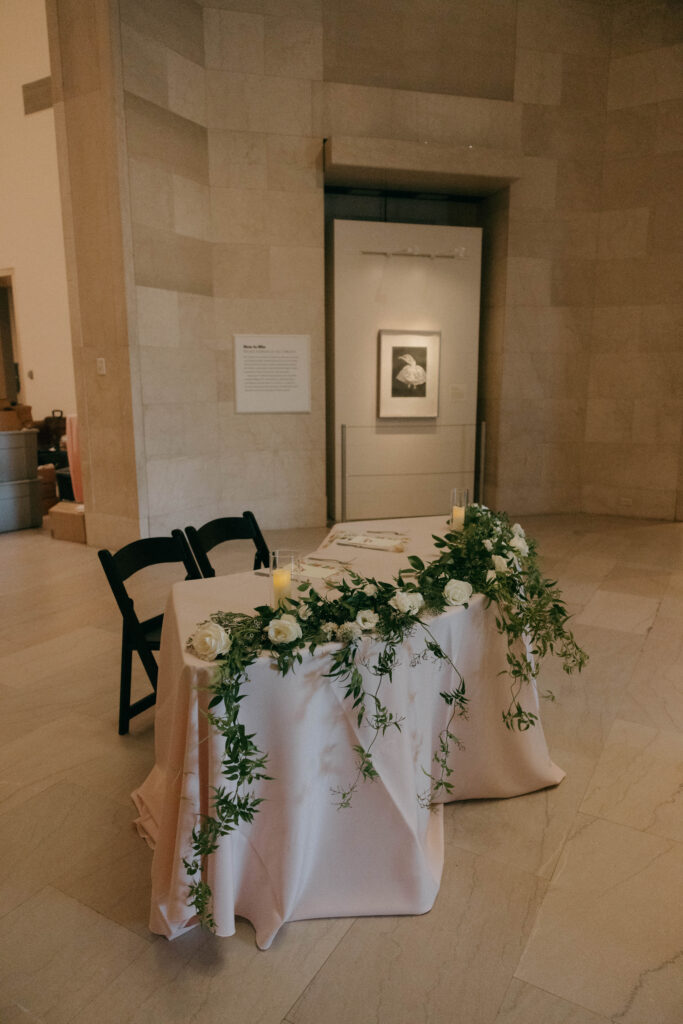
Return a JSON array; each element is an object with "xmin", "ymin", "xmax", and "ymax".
[{"xmin": 133, "ymin": 516, "xmax": 564, "ymax": 948}]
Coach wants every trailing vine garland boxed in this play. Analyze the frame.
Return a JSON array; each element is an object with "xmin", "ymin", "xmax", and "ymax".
[{"xmin": 183, "ymin": 505, "xmax": 587, "ymax": 929}]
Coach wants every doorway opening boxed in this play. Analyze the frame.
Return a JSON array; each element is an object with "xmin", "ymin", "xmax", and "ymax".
[{"xmin": 324, "ymin": 185, "xmax": 508, "ymax": 521}]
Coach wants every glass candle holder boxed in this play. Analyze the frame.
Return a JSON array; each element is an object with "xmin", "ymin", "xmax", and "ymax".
[
  {"xmin": 270, "ymin": 550, "xmax": 297, "ymax": 607},
  {"xmin": 450, "ymin": 487, "xmax": 469, "ymax": 531}
]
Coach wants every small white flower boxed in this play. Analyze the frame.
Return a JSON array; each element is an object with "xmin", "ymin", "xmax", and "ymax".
[
  {"xmin": 190, "ymin": 622, "xmax": 232, "ymax": 661},
  {"xmin": 512, "ymin": 522, "xmax": 525, "ymax": 538},
  {"xmin": 491, "ymin": 554, "xmax": 510, "ymax": 574},
  {"xmin": 443, "ymin": 579, "xmax": 473, "ymax": 606},
  {"xmin": 267, "ymin": 613, "xmax": 302, "ymax": 645},
  {"xmin": 321, "ymin": 621, "xmax": 337, "ymax": 637},
  {"xmin": 337, "ymin": 620, "xmax": 362, "ymax": 642},
  {"xmin": 362, "ymin": 582, "xmax": 378, "ymax": 598},
  {"xmin": 483, "ymin": 538, "xmax": 493, "ymax": 551},
  {"xmin": 509, "ymin": 534, "xmax": 529, "ymax": 557},
  {"xmin": 356, "ymin": 608, "xmax": 379, "ymax": 631},
  {"xmin": 486, "ymin": 569, "xmax": 497, "ymax": 584},
  {"xmin": 298, "ymin": 603, "xmax": 313, "ymax": 621},
  {"xmin": 389, "ymin": 590, "xmax": 425, "ymax": 616}
]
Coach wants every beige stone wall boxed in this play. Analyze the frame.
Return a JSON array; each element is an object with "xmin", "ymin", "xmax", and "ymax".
[
  {"xmin": 48, "ymin": 0, "xmax": 142, "ymax": 549},
  {"xmin": 119, "ymin": 0, "xmax": 216, "ymax": 536},
  {"xmin": 203, "ymin": 1, "xmax": 327, "ymax": 530},
  {"xmin": 120, "ymin": 0, "xmax": 327, "ymax": 534},
  {"xmin": 495, "ymin": 0, "xmax": 612, "ymax": 514},
  {"xmin": 321, "ymin": 0, "xmax": 517, "ymax": 101},
  {"xmin": 49, "ymin": 0, "xmax": 683, "ymax": 543},
  {"xmin": 584, "ymin": 0, "xmax": 683, "ymax": 520}
]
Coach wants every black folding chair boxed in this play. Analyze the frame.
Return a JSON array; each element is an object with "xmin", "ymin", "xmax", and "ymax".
[
  {"xmin": 180, "ymin": 511, "xmax": 269, "ymax": 578},
  {"xmin": 98, "ymin": 533, "xmax": 201, "ymax": 735}
]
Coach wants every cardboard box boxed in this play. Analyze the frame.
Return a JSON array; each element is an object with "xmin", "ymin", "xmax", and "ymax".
[
  {"xmin": 14, "ymin": 404, "xmax": 33, "ymax": 428},
  {"xmin": 38, "ymin": 463, "xmax": 59, "ymax": 515},
  {"xmin": 0, "ymin": 409, "xmax": 23, "ymax": 431},
  {"xmin": 49, "ymin": 501, "xmax": 86, "ymax": 544}
]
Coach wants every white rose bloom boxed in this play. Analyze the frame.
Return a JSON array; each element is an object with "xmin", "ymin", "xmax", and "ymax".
[
  {"xmin": 492, "ymin": 554, "xmax": 510, "ymax": 574},
  {"xmin": 356, "ymin": 608, "xmax": 379, "ymax": 631},
  {"xmin": 509, "ymin": 533, "xmax": 529, "ymax": 557},
  {"xmin": 443, "ymin": 579, "xmax": 473, "ymax": 606},
  {"xmin": 191, "ymin": 622, "xmax": 232, "ymax": 661},
  {"xmin": 267, "ymin": 613, "xmax": 302, "ymax": 645},
  {"xmin": 362, "ymin": 582, "xmax": 377, "ymax": 598},
  {"xmin": 512, "ymin": 522, "xmax": 525, "ymax": 538},
  {"xmin": 298, "ymin": 603, "xmax": 313, "ymax": 621},
  {"xmin": 486, "ymin": 569, "xmax": 497, "ymax": 584},
  {"xmin": 389, "ymin": 590, "xmax": 425, "ymax": 616},
  {"xmin": 483, "ymin": 538, "xmax": 493, "ymax": 551},
  {"xmin": 337, "ymin": 621, "xmax": 362, "ymax": 642}
]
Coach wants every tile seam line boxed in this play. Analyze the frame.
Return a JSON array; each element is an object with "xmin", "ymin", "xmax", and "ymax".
[{"xmin": 280, "ymin": 916, "xmax": 358, "ymax": 1020}]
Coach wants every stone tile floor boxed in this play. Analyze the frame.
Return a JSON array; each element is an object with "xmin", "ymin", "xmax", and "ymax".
[{"xmin": 0, "ymin": 515, "xmax": 681, "ymax": 1023}]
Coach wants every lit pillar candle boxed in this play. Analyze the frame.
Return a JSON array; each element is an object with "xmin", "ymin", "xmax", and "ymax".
[
  {"xmin": 450, "ymin": 487, "xmax": 469, "ymax": 531},
  {"xmin": 451, "ymin": 505, "xmax": 465, "ymax": 531},
  {"xmin": 272, "ymin": 567, "xmax": 291, "ymax": 606}
]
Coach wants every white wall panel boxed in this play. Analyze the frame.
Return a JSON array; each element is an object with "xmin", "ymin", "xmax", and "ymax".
[{"xmin": 332, "ymin": 220, "xmax": 482, "ymax": 520}]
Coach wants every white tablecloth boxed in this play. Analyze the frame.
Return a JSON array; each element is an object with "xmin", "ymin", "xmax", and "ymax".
[{"xmin": 133, "ymin": 516, "xmax": 564, "ymax": 948}]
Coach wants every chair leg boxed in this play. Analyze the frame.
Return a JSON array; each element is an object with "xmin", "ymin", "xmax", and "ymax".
[{"xmin": 119, "ymin": 636, "xmax": 133, "ymax": 736}]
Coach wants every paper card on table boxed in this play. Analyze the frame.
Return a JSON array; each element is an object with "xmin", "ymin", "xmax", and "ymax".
[
  {"xmin": 333, "ymin": 532, "xmax": 407, "ymax": 552},
  {"xmin": 298, "ymin": 563, "xmax": 344, "ymax": 581}
]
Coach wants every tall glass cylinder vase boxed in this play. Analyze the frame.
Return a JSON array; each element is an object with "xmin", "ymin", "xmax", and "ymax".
[
  {"xmin": 450, "ymin": 488, "xmax": 469, "ymax": 531},
  {"xmin": 270, "ymin": 550, "xmax": 297, "ymax": 607}
]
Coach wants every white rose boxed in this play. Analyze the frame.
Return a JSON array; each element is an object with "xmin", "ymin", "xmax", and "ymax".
[
  {"xmin": 512, "ymin": 522, "xmax": 525, "ymax": 538},
  {"xmin": 298, "ymin": 603, "xmax": 313, "ymax": 621},
  {"xmin": 443, "ymin": 579, "xmax": 473, "ymax": 606},
  {"xmin": 337, "ymin": 621, "xmax": 362, "ymax": 642},
  {"xmin": 491, "ymin": 554, "xmax": 510, "ymax": 574},
  {"xmin": 389, "ymin": 590, "xmax": 425, "ymax": 616},
  {"xmin": 190, "ymin": 622, "xmax": 231, "ymax": 661},
  {"xmin": 267, "ymin": 613, "xmax": 302, "ymax": 645},
  {"xmin": 356, "ymin": 608, "xmax": 379, "ymax": 631},
  {"xmin": 483, "ymin": 538, "xmax": 493, "ymax": 551},
  {"xmin": 362, "ymin": 583, "xmax": 377, "ymax": 598},
  {"xmin": 509, "ymin": 534, "xmax": 529, "ymax": 557}
]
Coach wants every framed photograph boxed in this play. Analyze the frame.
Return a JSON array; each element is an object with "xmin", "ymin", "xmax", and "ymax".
[{"xmin": 377, "ymin": 330, "xmax": 440, "ymax": 418}]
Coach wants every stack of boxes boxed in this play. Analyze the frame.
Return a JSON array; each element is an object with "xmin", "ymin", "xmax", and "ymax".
[{"xmin": 0, "ymin": 407, "xmax": 86, "ymax": 542}]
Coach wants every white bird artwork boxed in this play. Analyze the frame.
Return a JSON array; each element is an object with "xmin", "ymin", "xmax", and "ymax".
[{"xmin": 395, "ymin": 353, "xmax": 427, "ymax": 388}]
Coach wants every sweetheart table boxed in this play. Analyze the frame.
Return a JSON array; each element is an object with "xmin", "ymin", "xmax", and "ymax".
[{"xmin": 132, "ymin": 516, "xmax": 564, "ymax": 948}]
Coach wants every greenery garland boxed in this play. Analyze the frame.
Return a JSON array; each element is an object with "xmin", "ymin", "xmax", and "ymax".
[{"xmin": 183, "ymin": 505, "xmax": 587, "ymax": 929}]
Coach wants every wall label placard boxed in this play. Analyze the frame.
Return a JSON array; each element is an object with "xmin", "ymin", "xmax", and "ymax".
[{"xmin": 234, "ymin": 334, "xmax": 311, "ymax": 413}]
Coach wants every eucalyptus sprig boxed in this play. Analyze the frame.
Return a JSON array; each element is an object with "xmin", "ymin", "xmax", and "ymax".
[{"xmin": 183, "ymin": 506, "xmax": 587, "ymax": 928}]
